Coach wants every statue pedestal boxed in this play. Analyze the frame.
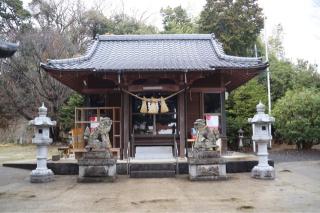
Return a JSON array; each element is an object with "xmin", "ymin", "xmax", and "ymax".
[
  {"xmin": 188, "ymin": 150, "xmax": 227, "ymax": 181},
  {"xmin": 77, "ymin": 150, "xmax": 117, "ymax": 182}
]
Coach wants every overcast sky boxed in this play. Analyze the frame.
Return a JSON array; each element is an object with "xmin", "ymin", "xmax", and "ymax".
[{"xmin": 23, "ymin": 0, "xmax": 320, "ymax": 68}]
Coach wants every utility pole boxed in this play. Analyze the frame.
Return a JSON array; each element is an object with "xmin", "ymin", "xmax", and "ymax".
[
  {"xmin": 264, "ymin": 16, "xmax": 272, "ymax": 115},
  {"xmin": 264, "ymin": 16, "xmax": 273, "ymax": 149}
]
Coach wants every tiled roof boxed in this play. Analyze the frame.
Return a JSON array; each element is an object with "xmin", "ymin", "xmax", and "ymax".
[
  {"xmin": 41, "ymin": 34, "xmax": 267, "ymax": 72},
  {"xmin": 0, "ymin": 39, "xmax": 19, "ymax": 58}
]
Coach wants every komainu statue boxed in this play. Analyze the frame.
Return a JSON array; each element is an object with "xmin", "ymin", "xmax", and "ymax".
[
  {"xmin": 78, "ymin": 117, "xmax": 116, "ymax": 182},
  {"xmin": 193, "ymin": 119, "xmax": 218, "ymax": 151},
  {"xmin": 188, "ymin": 119, "xmax": 227, "ymax": 181},
  {"xmin": 84, "ymin": 117, "xmax": 112, "ymax": 151}
]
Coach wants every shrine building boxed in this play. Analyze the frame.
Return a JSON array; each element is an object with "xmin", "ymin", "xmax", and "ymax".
[
  {"xmin": 41, "ymin": 34, "xmax": 268, "ymax": 159},
  {"xmin": 0, "ymin": 39, "xmax": 18, "ymax": 58}
]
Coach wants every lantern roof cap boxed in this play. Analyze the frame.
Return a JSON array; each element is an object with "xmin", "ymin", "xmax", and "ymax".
[
  {"xmin": 29, "ymin": 103, "xmax": 56, "ymax": 127},
  {"xmin": 248, "ymin": 102, "xmax": 275, "ymax": 124}
]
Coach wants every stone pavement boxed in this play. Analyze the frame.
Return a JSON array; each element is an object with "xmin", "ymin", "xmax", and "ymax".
[{"xmin": 0, "ymin": 160, "xmax": 319, "ymax": 212}]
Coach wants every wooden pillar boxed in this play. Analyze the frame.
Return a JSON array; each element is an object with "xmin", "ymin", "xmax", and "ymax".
[
  {"xmin": 122, "ymin": 92, "xmax": 130, "ymax": 159},
  {"xmin": 178, "ymin": 92, "xmax": 186, "ymax": 158},
  {"xmin": 220, "ymin": 91, "xmax": 228, "ymax": 153},
  {"xmin": 220, "ymin": 92, "xmax": 227, "ymax": 136}
]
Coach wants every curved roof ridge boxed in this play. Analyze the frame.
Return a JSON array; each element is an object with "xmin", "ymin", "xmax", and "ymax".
[
  {"xmin": 41, "ymin": 33, "xmax": 268, "ymax": 71},
  {"xmin": 97, "ymin": 34, "xmax": 211, "ymax": 41},
  {"xmin": 209, "ymin": 34, "xmax": 262, "ymax": 63},
  {"xmin": 47, "ymin": 39, "xmax": 99, "ymax": 65},
  {"xmin": 0, "ymin": 39, "xmax": 19, "ymax": 51}
]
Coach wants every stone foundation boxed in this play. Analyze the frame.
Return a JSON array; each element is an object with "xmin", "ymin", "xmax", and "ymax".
[
  {"xmin": 188, "ymin": 150, "xmax": 227, "ymax": 181},
  {"xmin": 30, "ymin": 169, "xmax": 54, "ymax": 183},
  {"xmin": 77, "ymin": 150, "xmax": 117, "ymax": 182},
  {"xmin": 251, "ymin": 165, "xmax": 275, "ymax": 180}
]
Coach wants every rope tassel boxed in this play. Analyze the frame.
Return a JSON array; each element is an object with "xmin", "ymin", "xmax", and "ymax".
[
  {"xmin": 140, "ymin": 97, "xmax": 148, "ymax": 113},
  {"xmin": 148, "ymin": 97, "xmax": 159, "ymax": 114},
  {"xmin": 160, "ymin": 96, "xmax": 169, "ymax": 113},
  {"xmin": 122, "ymin": 87, "xmax": 188, "ymax": 114}
]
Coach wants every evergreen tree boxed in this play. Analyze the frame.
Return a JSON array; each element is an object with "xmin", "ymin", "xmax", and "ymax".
[
  {"xmin": 226, "ymin": 79, "xmax": 267, "ymax": 146},
  {"xmin": 58, "ymin": 93, "xmax": 84, "ymax": 132},
  {"xmin": 198, "ymin": 0, "xmax": 264, "ymax": 56},
  {"xmin": 160, "ymin": 6, "xmax": 195, "ymax": 33},
  {"xmin": 0, "ymin": 0, "xmax": 31, "ymax": 37},
  {"xmin": 273, "ymin": 88, "xmax": 320, "ymax": 149}
]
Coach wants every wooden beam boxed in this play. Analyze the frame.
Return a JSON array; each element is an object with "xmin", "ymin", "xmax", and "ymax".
[
  {"xmin": 128, "ymin": 84, "xmax": 180, "ymax": 92},
  {"xmin": 124, "ymin": 73, "xmax": 181, "ymax": 85},
  {"xmin": 190, "ymin": 87, "xmax": 225, "ymax": 93},
  {"xmin": 81, "ymin": 88, "xmax": 119, "ymax": 94}
]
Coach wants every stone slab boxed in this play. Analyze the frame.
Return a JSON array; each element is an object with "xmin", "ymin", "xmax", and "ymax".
[
  {"xmin": 130, "ymin": 163, "xmax": 176, "ymax": 171},
  {"xmin": 130, "ymin": 170, "xmax": 176, "ymax": 178},
  {"xmin": 77, "ymin": 176, "xmax": 116, "ymax": 182}
]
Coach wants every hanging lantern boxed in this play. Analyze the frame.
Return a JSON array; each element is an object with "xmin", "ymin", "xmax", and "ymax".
[
  {"xmin": 140, "ymin": 96, "xmax": 148, "ymax": 113},
  {"xmin": 148, "ymin": 97, "xmax": 159, "ymax": 114},
  {"xmin": 160, "ymin": 97, "xmax": 169, "ymax": 113}
]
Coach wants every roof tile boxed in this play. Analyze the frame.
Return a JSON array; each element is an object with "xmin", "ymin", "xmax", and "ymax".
[{"xmin": 41, "ymin": 34, "xmax": 267, "ymax": 72}]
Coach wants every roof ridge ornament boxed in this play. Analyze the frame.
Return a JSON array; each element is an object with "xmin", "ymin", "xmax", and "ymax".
[
  {"xmin": 256, "ymin": 101, "xmax": 265, "ymax": 113},
  {"xmin": 38, "ymin": 102, "xmax": 47, "ymax": 117},
  {"xmin": 209, "ymin": 34, "xmax": 263, "ymax": 63},
  {"xmin": 46, "ymin": 39, "xmax": 99, "ymax": 65}
]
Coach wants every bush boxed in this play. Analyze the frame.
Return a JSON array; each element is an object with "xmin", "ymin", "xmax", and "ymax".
[
  {"xmin": 58, "ymin": 93, "xmax": 84, "ymax": 132},
  {"xmin": 226, "ymin": 79, "xmax": 267, "ymax": 148},
  {"xmin": 273, "ymin": 88, "xmax": 320, "ymax": 149}
]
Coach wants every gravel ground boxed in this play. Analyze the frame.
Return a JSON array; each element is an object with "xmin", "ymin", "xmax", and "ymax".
[
  {"xmin": 0, "ymin": 144, "xmax": 319, "ymax": 212},
  {"xmin": 270, "ymin": 149, "xmax": 320, "ymax": 163},
  {"xmin": 0, "ymin": 160, "xmax": 320, "ymax": 213}
]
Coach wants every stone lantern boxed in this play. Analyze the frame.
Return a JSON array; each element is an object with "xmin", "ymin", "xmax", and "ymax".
[
  {"xmin": 248, "ymin": 102, "xmax": 275, "ymax": 180},
  {"xmin": 29, "ymin": 103, "xmax": 56, "ymax": 183},
  {"xmin": 238, "ymin": 128, "xmax": 244, "ymax": 150}
]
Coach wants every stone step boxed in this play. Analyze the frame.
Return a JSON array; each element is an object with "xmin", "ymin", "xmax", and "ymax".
[
  {"xmin": 130, "ymin": 170, "xmax": 176, "ymax": 178},
  {"xmin": 130, "ymin": 163, "xmax": 176, "ymax": 171},
  {"xmin": 129, "ymin": 162, "xmax": 176, "ymax": 178},
  {"xmin": 135, "ymin": 146, "xmax": 173, "ymax": 160}
]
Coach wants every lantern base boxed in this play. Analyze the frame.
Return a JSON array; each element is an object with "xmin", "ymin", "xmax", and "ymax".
[
  {"xmin": 251, "ymin": 165, "xmax": 275, "ymax": 180},
  {"xmin": 30, "ymin": 169, "xmax": 54, "ymax": 183}
]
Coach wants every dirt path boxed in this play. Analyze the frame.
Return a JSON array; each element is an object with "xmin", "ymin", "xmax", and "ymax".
[{"xmin": 0, "ymin": 160, "xmax": 319, "ymax": 213}]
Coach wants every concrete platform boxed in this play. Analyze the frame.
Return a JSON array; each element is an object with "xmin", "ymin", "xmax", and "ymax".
[{"xmin": 3, "ymin": 156, "xmax": 274, "ymax": 175}]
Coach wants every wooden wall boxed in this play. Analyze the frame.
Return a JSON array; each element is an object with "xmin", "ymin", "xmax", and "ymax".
[
  {"xmin": 106, "ymin": 92, "xmax": 121, "ymax": 107},
  {"xmin": 186, "ymin": 92, "xmax": 201, "ymax": 138}
]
